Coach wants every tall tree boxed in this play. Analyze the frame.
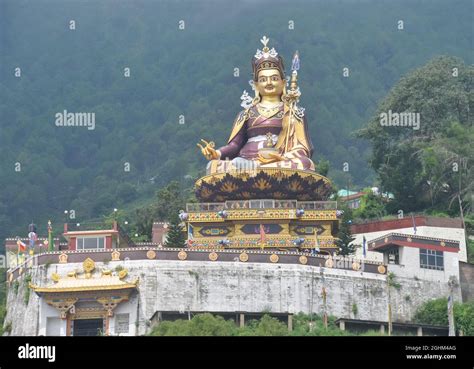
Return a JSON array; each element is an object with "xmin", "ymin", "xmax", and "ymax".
[
  {"xmin": 336, "ymin": 206, "xmax": 357, "ymax": 256},
  {"xmin": 353, "ymin": 190, "xmax": 387, "ymax": 220},
  {"xmin": 358, "ymin": 56, "xmax": 473, "ymax": 214},
  {"xmin": 164, "ymin": 213, "xmax": 186, "ymax": 248}
]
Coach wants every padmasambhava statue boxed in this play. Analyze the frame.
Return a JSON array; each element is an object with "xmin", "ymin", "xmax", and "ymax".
[{"xmin": 198, "ymin": 36, "xmax": 315, "ymax": 175}]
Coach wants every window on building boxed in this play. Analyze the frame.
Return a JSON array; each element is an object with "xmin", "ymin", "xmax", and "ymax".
[
  {"xmin": 77, "ymin": 237, "xmax": 105, "ymax": 250},
  {"xmin": 419, "ymin": 248, "xmax": 444, "ymax": 271},
  {"xmin": 387, "ymin": 248, "xmax": 400, "ymax": 265},
  {"xmin": 115, "ymin": 313, "xmax": 130, "ymax": 334}
]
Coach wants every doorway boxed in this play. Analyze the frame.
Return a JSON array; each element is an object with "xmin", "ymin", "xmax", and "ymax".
[{"xmin": 73, "ymin": 318, "xmax": 104, "ymax": 336}]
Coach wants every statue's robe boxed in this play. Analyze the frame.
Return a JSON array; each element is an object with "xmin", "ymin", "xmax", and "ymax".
[{"xmin": 206, "ymin": 104, "xmax": 315, "ymax": 175}]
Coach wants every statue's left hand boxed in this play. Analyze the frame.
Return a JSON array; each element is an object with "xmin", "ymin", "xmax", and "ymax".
[{"xmin": 257, "ymin": 152, "xmax": 284, "ymax": 164}]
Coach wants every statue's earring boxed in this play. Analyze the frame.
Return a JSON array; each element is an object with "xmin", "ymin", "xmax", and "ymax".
[
  {"xmin": 253, "ymin": 88, "xmax": 260, "ymax": 105},
  {"xmin": 283, "ymin": 76, "xmax": 290, "ymax": 95},
  {"xmin": 249, "ymin": 80, "xmax": 260, "ymax": 106}
]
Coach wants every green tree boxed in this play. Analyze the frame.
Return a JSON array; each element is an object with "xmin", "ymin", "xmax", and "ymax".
[
  {"xmin": 336, "ymin": 206, "xmax": 357, "ymax": 256},
  {"xmin": 149, "ymin": 313, "xmax": 237, "ymax": 336},
  {"xmin": 354, "ymin": 190, "xmax": 387, "ymax": 220},
  {"xmin": 358, "ymin": 56, "xmax": 473, "ymax": 214},
  {"xmin": 467, "ymin": 239, "xmax": 474, "ymax": 264},
  {"xmin": 290, "ymin": 313, "xmax": 349, "ymax": 336},
  {"xmin": 238, "ymin": 315, "xmax": 289, "ymax": 336},
  {"xmin": 317, "ymin": 159, "xmax": 330, "ymax": 177},
  {"xmin": 132, "ymin": 206, "xmax": 155, "ymax": 241},
  {"xmin": 414, "ymin": 298, "xmax": 474, "ymax": 336},
  {"xmin": 164, "ymin": 213, "xmax": 186, "ymax": 248},
  {"xmin": 154, "ymin": 181, "xmax": 186, "ymax": 221}
]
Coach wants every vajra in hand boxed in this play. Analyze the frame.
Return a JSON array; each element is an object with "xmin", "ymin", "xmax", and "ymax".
[{"xmin": 197, "ymin": 139, "xmax": 220, "ymax": 160}]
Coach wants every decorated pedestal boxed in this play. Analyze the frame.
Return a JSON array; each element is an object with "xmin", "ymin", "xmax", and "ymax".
[
  {"xmin": 195, "ymin": 168, "xmax": 333, "ymax": 202},
  {"xmin": 184, "ymin": 169, "xmax": 339, "ymax": 253}
]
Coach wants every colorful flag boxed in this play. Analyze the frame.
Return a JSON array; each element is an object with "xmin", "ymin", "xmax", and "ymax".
[
  {"xmin": 17, "ymin": 240, "xmax": 27, "ymax": 252},
  {"xmin": 362, "ymin": 236, "xmax": 367, "ymax": 258},
  {"xmin": 28, "ymin": 231, "xmax": 37, "ymax": 249},
  {"xmin": 187, "ymin": 224, "xmax": 194, "ymax": 247},
  {"xmin": 259, "ymin": 224, "xmax": 266, "ymax": 250}
]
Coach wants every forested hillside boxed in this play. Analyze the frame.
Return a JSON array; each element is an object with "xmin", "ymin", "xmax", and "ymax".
[{"xmin": 0, "ymin": 0, "xmax": 472, "ymax": 246}]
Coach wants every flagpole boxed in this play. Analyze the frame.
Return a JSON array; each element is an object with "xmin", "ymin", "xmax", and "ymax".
[
  {"xmin": 48, "ymin": 220, "xmax": 54, "ymax": 252},
  {"xmin": 313, "ymin": 228, "xmax": 320, "ymax": 254},
  {"xmin": 387, "ymin": 277, "xmax": 392, "ymax": 336},
  {"xmin": 448, "ymin": 294, "xmax": 455, "ymax": 336},
  {"xmin": 457, "ymin": 194, "xmax": 469, "ymax": 255},
  {"xmin": 448, "ymin": 277, "xmax": 457, "ymax": 336},
  {"xmin": 411, "ymin": 213, "xmax": 417, "ymax": 235},
  {"xmin": 321, "ymin": 269, "xmax": 328, "ymax": 330}
]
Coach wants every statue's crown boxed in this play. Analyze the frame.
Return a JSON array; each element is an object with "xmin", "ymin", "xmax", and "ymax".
[{"xmin": 252, "ymin": 36, "xmax": 285, "ymax": 81}]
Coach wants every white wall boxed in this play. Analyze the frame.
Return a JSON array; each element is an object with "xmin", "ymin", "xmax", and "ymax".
[
  {"xmin": 388, "ymin": 247, "xmax": 460, "ymax": 283},
  {"xmin": 352, "ymin": 225, "xmax": 467, "ymax": 263},
  {"xmin": 38, "ymin": 299, "xmax": 67, "ymax": 336},
  {"xmin": 109, "ymin": 298, "xmax": 138, "ymax": 336},
  {"xmin": 6, "ymin": 258, "xmax": 463, "ymax": 335}
]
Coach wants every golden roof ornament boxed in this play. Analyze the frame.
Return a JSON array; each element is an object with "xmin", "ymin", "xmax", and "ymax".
[
  {"xmin": 83, "ymin": 258, "xmax": 95, "ymax": 278},
  {"xmin": 118, "ymin": 269, "xmax": 128, "ymax": 280},
  {"xmin": 51, "ymin": 273, "xmax": 60, "ymax": 283}
]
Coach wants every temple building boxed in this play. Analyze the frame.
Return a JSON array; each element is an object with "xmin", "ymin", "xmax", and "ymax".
[
  {"xmin": 31, "ymin": 258, "xmax": 139, "ymax": 336},
  {"xmin": 351, "ymin": 216, "xmax": 469, "ymax": 263},
  {"xmin": 351, "ymin": 216, "xmax": 473, "ymax": 301}
]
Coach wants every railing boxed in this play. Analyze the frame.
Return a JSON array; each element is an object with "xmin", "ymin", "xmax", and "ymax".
[
  {"xmin": 225, "ymin": 199, "xmax": 297, "ymax": 209},
  {"xmin": 186, "ymin": 203, "xmax": 226, "ymax": 212},
  {"xmin": 298, "ymin": 201, "xmax": 337, "ymax": 210},
  {"xmin": 186, "ymin": 200, "xmax": 337, "ymax": 211}
]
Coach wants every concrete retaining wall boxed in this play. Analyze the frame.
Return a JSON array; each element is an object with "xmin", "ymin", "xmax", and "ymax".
[{"xmin": 3, "ymin": 259, "xmax": 462, "ymax": 336}]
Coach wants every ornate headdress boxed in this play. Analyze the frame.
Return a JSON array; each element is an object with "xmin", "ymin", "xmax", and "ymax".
[{"xmin": 252, "ymin": 36, "xmax": 285, "ymax": 81}]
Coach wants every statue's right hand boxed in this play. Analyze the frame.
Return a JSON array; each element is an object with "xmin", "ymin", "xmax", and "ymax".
[{"xmin": 197, "ymin": 139, "xmax": 220, "ymax": 160}]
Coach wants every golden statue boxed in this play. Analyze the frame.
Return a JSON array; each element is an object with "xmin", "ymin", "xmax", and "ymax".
[
  {"xmin": 198, "ymin": 36, "xmax": 315, "ymax": 175},
  {"xmin": 189, "ymin": 38, "xmax": 336, "ymax": 252}
]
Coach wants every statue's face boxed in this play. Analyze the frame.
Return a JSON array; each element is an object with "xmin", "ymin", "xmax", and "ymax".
[{"xmin": 256, "ymin": 69, "xmax": 285, "ymax": 98}]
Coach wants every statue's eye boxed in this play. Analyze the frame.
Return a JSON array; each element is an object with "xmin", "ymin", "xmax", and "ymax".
[{"xmin": 272, "ymin": 76, "xmax": 280, "ymax": 81}]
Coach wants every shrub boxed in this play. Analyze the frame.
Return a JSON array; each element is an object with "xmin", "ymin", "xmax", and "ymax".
[
  {"xmin": 237, "ymin": 315, "xmax": 288, "ymax": 336},
  {"xmin": 149, "ymin": 313, "xmax": 237, "ymax": 336},
  {"xmin": 414, "ymin": 298, "xmax": 474, "ymax": 336}
]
